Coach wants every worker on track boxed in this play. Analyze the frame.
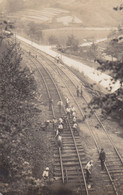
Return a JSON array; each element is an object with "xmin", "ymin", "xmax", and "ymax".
[
  {"xmin": 72, "ymin": 111, "xmax": 76, "ymax": 118},
  {"xmin": 99, "ymin": 148, "xmax": 106, "ymax": 170},
  {"xmin": 49, "ymin": 98, "xmax": 53, "ymax": 111},
  {"xmin": 65, "ymin": 97, "xmax": 69, "ymax": 108},
  {"xmin": 52, "ymin": 118, "xmax": 58, "ymax": 131},
  {"xmin": 57, "ymin": 100, "xmax": 63, "ymax": 113},
  {"xmin": 42, "ymin": 167, "xmax": 50, "ymax": 180},
  {"xmin": 66, "ymin": 107, "xmax": 71, "ymax": 119},
  {"xmin": 57, "ymin": 135, "xmax": 62, "ymax": 149},
  {"xmin": 85, "ymin": 160, "xmax": 93, "ymax": 184},
  {"xmin": 80, "ymin": 86, "xmax": 83, "ymax": 97},
  {"xmin": 58, "ymin": 123, "xmax": 63, "ymax": 134},
  {"xmin": 73, "ymin": 123, "xmax": 77, "ymax": 134},
  {"xmin": 73, "ymin": 116, "xmax": 77, "ymax": 124},
  {"xmin": 70, "ymin": 106, "xmax": 75, "ymax": 115},
  {"xmin": 76, "ymin": 86, "xmax": 79, "ymax": 97}
]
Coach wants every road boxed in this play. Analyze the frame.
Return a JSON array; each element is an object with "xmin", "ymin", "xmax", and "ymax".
[{"xmin": 16, "ymin": 35, "xmax": 120, "ymax": 93}]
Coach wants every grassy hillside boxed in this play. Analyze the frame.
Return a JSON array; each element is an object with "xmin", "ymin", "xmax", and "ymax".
[
  {"xmin": 53, "ymin": 0, "xmax": 122, "ymax": 27},
  {"xmin": 0, "ymin": 0, "xmax": 122, "ymax": 27}
]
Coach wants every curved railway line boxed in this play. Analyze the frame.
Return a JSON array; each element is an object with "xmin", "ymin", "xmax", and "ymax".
[
  {"xmin": 24, "ymin": 51, "xmax": 92, "ymax": 195},
  {"xmin": 19, "ymin": 39, "xmax": 123, "ymax": 195}
]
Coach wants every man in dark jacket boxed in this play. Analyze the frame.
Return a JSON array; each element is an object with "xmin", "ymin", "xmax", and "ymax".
[{"xmin": 99, "ymin": 148, "xmax": 106, "ymax": 170}]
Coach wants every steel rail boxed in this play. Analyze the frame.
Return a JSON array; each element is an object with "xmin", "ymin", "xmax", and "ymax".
[
  {"xmin": 43, "ymin": 56, "xmax": 120, "ymax": 195},
  {"xmin": 32, "ymin": 51, "xmax": 120, "ymax": 195},
  {"xmin": 32, "ymin": 55, "xmax": 65, "ymax": 183},
  {"xmin": 33, "ymin": 55, "xmax": 89, "ymax": 195},
  {"xmin": 63, "ymin": 63, "xmax": 123, "ymax": 165},
  {"xmin": 26, "ymin": 53, "xmax": 65, "ymax": 183},
  {"xmin": 22, "ymin": 42, "xmax": 116, "ymax": 195},
  {"xmin": 19, "ymin": 40, "xmax": 120, "ymax": 195},
  {"xmin": 45, "ymin": 59, "xmax": 120, "ymax": 195}
]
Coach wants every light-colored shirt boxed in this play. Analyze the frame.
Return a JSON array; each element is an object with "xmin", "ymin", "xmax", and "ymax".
[
  {"xmin": 66, "ymin": 108, "xmax": 70, "ymax": 113},
  {"xmin": 58, "ymin": 124, "xmax": 63, "ymax": 129},
  {"xmin": 66, "ymin": 98, "xmax": 69, "ymax": 103},
  {"xmin": 59, "ymin": 118, "xmax": 63, "ymax": 123},
  {"xmin": 73, "ymin": 117, "xmax": 77, "ymax": 123},
  {"xmin": 72, "ymin": 112, "xmax": 76, "ymax": 117},
  {"xmin": 85, "ymin": 162, "xmax": 93, "ymax": 173},
  {"xmin": 73, "ymin": 123, "xmax": 77, "ymax": 128},
  {"xmin": 57, "ymin": 101, "xmax": 63, "ymax": 106},
  {"xmin": 71, "ymin": 106, "xmax": 75, "ymax": 112},
  {"xmin": 42, "ymin": 170, "xmax": 49, "ymax": 178},
  {"xmin": 57, "ymin": 135, "xmax": 62, "ymax": 142},
  {"xmin": 53, "ymin": 119, "xmax": 57, "ymax": 124}
]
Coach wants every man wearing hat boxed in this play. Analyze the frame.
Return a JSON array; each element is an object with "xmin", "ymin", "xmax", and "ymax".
[{"xmin": 99, "ymin": 148, "xmax": 106, "ymax": 170}]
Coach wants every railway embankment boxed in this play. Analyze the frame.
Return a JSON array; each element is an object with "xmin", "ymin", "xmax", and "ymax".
[{"xmin": 16, "ymin": 35, "xmax": 120, "ymax": 93}]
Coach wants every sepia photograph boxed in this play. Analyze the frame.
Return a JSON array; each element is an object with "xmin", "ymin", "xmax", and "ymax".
[{"xmin": 0, "ymin": 0, "xmax": 123, "ymax": 194}]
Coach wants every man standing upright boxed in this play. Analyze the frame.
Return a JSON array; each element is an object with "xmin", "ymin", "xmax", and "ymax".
[
  {"xmin": 99, "ymin": 148, "xmax": 106, "ymax": 170},
  {"xmin": 49, "ymin": 98, "xmax": 53, "ymax": 111},
  {"xmin": 76, "ymin": 86, "xmax": 79, "ymax": 97},
  {"xmin": 57, "ymin": 100, "xmax": 63, "ymax": 113}
]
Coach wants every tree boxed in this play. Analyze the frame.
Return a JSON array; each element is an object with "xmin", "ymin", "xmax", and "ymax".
[
  {"xmin": 1, "ymin": 37, "xmax": 36, "ymax": 134},
  {"xmin": 48, "ymin": 35, "xmax": 58, "ymax": 45},
  {"xmin": 113, "ymin": 4, "xmax": 123, "ymax": 11},
  {"xmin": 89, "ymin": 42, "xmax": 98, "ymax": 60},
  {"xmin": 66, "ymin": 35, "xmax": 79, "ymax": 51},
  {"xmin": 89, "ymin": 6, "xmax": 123, "ymax": 122},
  {"xmin": 26, "ymin": 22, "xmax": 43, "ymax": 42}
]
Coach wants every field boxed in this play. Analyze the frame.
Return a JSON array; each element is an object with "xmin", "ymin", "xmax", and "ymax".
[{"xmin": 42, "ymin": 28, "xmax": 113, "ymax": 44}]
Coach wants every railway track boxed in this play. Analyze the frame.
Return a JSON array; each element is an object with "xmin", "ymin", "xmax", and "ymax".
[
  {"xmin": 19, "ymin": 39, "xmax": 123, "ymax": 195},
  {"xmin": 24, "ymin": 52, "xmax": 94, "ymax": 195},
  {"xmin": 39, "ymin": 52, "xmax": 123, "ymax": 195}
]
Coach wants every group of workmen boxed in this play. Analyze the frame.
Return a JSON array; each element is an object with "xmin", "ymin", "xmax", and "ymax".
[
  {"xmin": 49, "ymin": 85, "xmax": 83, "ymax": 112},
  {"xmin": 43, "ymin": 97, "xmax": 78, "ymax": 149},
  {"xmin": 42, "ymin": 148, "xmax": 106, "ymax": 186},
  {"xmin": 43, "ymin": 94, "xmax": 107, "ymax": 186}
]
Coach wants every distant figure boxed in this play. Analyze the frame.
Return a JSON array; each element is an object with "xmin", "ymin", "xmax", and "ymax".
[
  {"xmin": 65, "ymin": 97, "xmax": 69, "ymax": 108},
  {"xmin": 73, "ymin": 116, "xmax": 77, "ymax": 124},
  {"xmin": 85, "ymin": 160, "xmax": 93, "ymax": 184},
  {"xmin": 42, "ymin": 167, "xmax": 50, "ymax": 180},
  {"xmin": 56, "ymin": 56, "xmax": 60, "ymax": 63},
  {"xmin": 52, "ymin": 118, "xmax": 58, "ymax": 130},
  {"xmin": 99, "ymin": 148, "xmax": 106, "ymax": 170},
  {"xmin": 73, "ymin": 123, "xmax": 77, "ymax": 134},
  {"xmin": 80, "ymin": 86, "xmax": 83, "ymax": 97},
  {"xmin": 66, "ymin": 107, "xmax": 71, "ymax": 119},
  {"xmin": 58, "ymin": 124, "xmax": 63, "ymax": 134},
  {"xmin": 44, "ymin": 120, "xmax": 50, "ymax": 130},
  {"xmin": 59, "ymin": 117, "xmax": 63, "ymax": 124},
  {"xmin": 71, "ymin": 106, "xmax": 75, "ymax": 115},
  {"xmin": 57, "ymin": 135, "xmax": 62, "ymax": 149},
  {"xmin": 72, "ymin": 111, "xmax": 76, "ymax": 118},
  {"xmin": 57, "ymin": 100, "xmax": 63, "ymax": 113},
  {"xmin": 55, "ymin": 129, "xmax": 60, "ymax": 138},
  {"xmin": 76, "ymin": 86, "xmax": 79, "ymax": 97},
  {"xmin": 49, "ymin": 98, "xmax": 53, "ymax": 111},
  {"xmin": 63, "ymin": 116, "xmax": 68, "ymax": 128}
]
